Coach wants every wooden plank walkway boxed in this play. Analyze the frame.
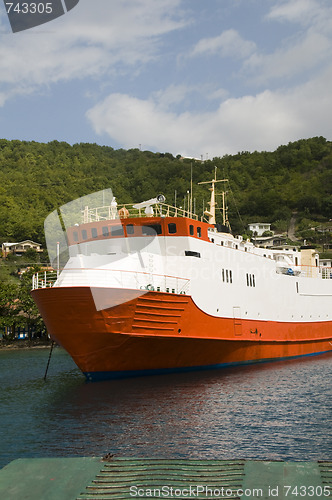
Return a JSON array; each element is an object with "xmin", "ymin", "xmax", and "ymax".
[{"xmin": 0, "ymin": 458, "xmax": 330, "ymax": 499}]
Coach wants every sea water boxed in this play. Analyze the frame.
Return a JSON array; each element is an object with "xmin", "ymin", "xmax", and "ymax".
[{"xmin": 0, "ymin": 347, "xmax": 331, "ymax": 468}]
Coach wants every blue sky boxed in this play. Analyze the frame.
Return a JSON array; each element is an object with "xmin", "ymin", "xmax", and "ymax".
[{"xmin": 0, "ymin": 0, "xmax": 331, "ymax": 158}]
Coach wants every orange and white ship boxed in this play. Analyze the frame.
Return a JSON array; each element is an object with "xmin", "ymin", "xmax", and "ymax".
[{"xmin": 31, "ymin": 176, "xmax": 332, "ymax": 381}]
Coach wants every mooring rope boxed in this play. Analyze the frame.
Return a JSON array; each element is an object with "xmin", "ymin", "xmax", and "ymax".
[{"xmin": 44, "ymin": 340, "xmax": 55, "ymax": 380}]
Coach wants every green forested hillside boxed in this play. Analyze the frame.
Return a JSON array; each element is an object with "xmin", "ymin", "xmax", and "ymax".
[{"xmin": 0, "ymin": 136, "xmax": 331, "ymax": 243}]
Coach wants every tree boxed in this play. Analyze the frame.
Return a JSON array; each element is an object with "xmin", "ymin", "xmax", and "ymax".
[
  {"xmin": 0, "ymin": 280, "xmax": 20, "ymax": 339},
  {"xmin": 17, "ymin": 267, "xmax": 45, "ymax": 340}
]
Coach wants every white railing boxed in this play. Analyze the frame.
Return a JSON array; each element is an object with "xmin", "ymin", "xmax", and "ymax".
[
  {"xmin": 321, "ymin": 266, "xmax": 332, "ymax": 279},
  {"xmin": 82, "ymin": 202, "xmax": 199, "ymax": 223},
  {"xmin": 32, "ymin": 269, "xmax": 190, "ymax": 295},
  {"xmin": 32, "ymin": 271, "xmax": 59, "ymax": 289}
]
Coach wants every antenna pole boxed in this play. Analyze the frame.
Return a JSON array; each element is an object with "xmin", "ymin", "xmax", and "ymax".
[
  {"xmin": 222, "ymin": 192, "xmax": 226, "ymax": 226},
  {"xmin": 198, "ymin": 169, "xmax": 228, "ymax": 225},
  {"xmin": 190, "ymin": 162, "xmax": 193, "ymax": 218}
]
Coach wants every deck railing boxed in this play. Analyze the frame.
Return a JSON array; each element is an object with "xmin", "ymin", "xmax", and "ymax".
[
  {"xmin": 82, "ymin": 202, "xmax": 199, "ymax": 223},
  {"xmin": 321, "ymin": 266, "xmax": 332, "ymax": 279},
  {"xmin": 32, "ymin": 271, "xmax": 59, "ymax": 290},
  {"xmin": 32, "ymin": 269, "xmax": 190, "ymax": 295},
  {"xmin": 32, "ymin": 265, "xmax": 331, "ymax": 294}
]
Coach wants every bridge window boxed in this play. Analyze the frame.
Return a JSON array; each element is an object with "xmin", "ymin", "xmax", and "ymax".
[
  {"xmin": 168, "ymin": 223, "xmax": 177, "ymax": 234},
  {"xmin": 91, "ymin": 227, "xmax": 98, "ymax": 238},
  {"xmin": 110, "ymin": 225, "xmax": 124, "ymax": 236},
  {"xmin": 197, "ymin": 227, "xmax": 202, "ymax": 238},
  {"xmin": 81, "ymin": 229, "xmax": 87, "ymax": 240},
  {"xmin": 126, "ymin": 224, "xmax": 134, "ymax": 235},
  {"xmin": 189, "ymin": 225, "xmax": 194, "ymax": 236},
  {"xmin": 102, "ymin": 226, "xmax": 109, "ymax": 237},
  {"xmin": 142, "ymin": 224, "xmax": 162, "ymax": 235},
  {"xmin": 73, "ymin": 231, "xmax": 78, "ymax": 242}
]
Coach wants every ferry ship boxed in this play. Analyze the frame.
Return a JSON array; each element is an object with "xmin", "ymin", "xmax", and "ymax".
[{"xmin": 31, "ymin": 175, "xmax": 332, "ymax": 381}]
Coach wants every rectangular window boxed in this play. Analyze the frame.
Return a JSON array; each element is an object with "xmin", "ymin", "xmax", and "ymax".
[
  {"xmin": 126, "ymin": 224, "xmax": 134, "ymax": 235},
  {"xmin": 197, "ymin": 227, "xmax": 201, "ymax": 238},
  {"xmin": 246, "ymin": 273, "xmax": 249, "ymax": 286},
  {"xmin": 91, "ymin": 227, "xmax": 98, "ymax": 238},
  {"xmin": 81, "ymin": 229, "xmax": 88, "ymax": 240},
  {"xmin": 249, "ymin": 275, "xmax": 252, "ymax": 287},
  {"xmin": 222, "ymin": 269, "xmax": 225, "ymax": 282},
  {"xmin": 168, "ymin": 223, "xmax": 177, "ymax": 234},
  {"xmin": 226, "ymin": 270, "xmax": 229, "ymax": 283},
  {"xmin": 73, "ymin": 231, "xmax": 78, "ymax": 242},
  {"xmin": 252, "ymin": 275, "xmax": 255, "ymax": 287},
  {"xmin": 110, "ymin": 225, "xmax": 124, "ymax": 236},
  {"xmin": 142, "ymin": 224, "xmax": 162, "ymax": 235},
  {"xmin": 189, "ymin": 225, "xmax": 194, "ymax": 236},
  {"xmin": 185, "ymin": 250, "xmax": 201, "ymax": 258},
  {"xmin": 229, "ymin": 270, "xmax": 233, "ymax": 283},
  {"xmin": 102, "ymin": 226, "xmax": 109, "ymax": 237}
]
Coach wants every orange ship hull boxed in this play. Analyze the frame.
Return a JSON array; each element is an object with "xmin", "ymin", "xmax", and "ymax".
[{"xmin": 32, "ymin": 286, "xmax": 332, "ymax": 380}]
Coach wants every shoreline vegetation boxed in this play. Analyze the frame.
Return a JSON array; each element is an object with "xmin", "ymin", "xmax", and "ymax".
[{"xmin": 0, "ymin": 338, "xmax": 53, "ymax": 350}]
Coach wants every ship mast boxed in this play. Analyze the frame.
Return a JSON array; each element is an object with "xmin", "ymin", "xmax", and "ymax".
[{"xmin": 198, "ymin": 167, "xmax": 229, "ymax": 226}]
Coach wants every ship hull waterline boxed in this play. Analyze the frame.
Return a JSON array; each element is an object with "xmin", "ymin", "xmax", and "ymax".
[{"xmin": 32, "ymin": 286, "xmax": 332, "ymax": 381}]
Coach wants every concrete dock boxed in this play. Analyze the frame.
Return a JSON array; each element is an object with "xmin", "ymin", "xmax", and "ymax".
[{"xmin": 0, "ymin": 458, "xmax": 331, "ymax": 499}]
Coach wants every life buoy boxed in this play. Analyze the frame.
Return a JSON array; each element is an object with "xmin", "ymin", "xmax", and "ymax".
[{"xmin": 119, "ymin": 207, "xmax": 129, "ymax": 218}]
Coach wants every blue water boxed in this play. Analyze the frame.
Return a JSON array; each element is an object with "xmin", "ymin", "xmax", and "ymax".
[{"xmin": 0, "ymin": 347, "xmax": 331, "ymax": 469}]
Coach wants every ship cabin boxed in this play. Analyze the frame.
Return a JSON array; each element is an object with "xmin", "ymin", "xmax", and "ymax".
[
  {"xmin": 64, "ymin": 197, "xmax": 325, "ymax": 279},
  {"xmin": 67, "ymin": 211, "xmax": 214, "ymax": 247},
  {"xmin": 65, "ymin": 197, "xmax": 268, "ymax": 257}
]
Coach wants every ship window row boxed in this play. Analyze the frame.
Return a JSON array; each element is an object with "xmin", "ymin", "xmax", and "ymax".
[
  {"xmin": 246, "ymin": 273, "xmax": 256, "ymax": 287},
  {"xmin": 221, "ymin": 269, "xmax": 233, "ymax": 283},
  {"xmin": 72, "ymin": 222, "xmax": 204, "ymax": 241}
]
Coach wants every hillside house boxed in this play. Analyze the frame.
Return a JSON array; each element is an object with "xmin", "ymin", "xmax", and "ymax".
[
  {"xmin": 248, "ymin": 223, "xmax": 272, "ymax": 236},
  {"xmin": 2, "ymin": 240, "xmax": 42, "ymax": 258}
]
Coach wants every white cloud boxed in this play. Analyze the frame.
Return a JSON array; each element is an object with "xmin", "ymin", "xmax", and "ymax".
[
  {"xmin": 266, "ymin": 0, "xmax": 322, "ymax": 25},
  {"xmin": 152, "ymin": 85, "xmax": 193, "ymax": 110},
  {"xmin": 243, "ymin": 0, "xmax": 332, "ymax": 85},
  {"xmin": 87, "ymin": 65, "xmax": 332, "ymax": 158},
  {"xmin": 191, "ymin": 29, "xmax": 256, "ymax": 59},
  {"xmin": 244, "ymin": 30, "xmax": 331, "ymax": 84},
  {"xmin": 0, "ymin": 93, "xmax": 6, "ymax": 107},
  {"xmin": 0, "ymin": 0, "xmax": 188, "ymax": 102},
  {"xmin": 151, "ymin": 84, "xmax": 228, "ymax": 111}
]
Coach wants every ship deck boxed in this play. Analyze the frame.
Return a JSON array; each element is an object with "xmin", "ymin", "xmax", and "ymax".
[{"xmin": 0, "ymin": 457, "xmax": 331, "ymax": 499}]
